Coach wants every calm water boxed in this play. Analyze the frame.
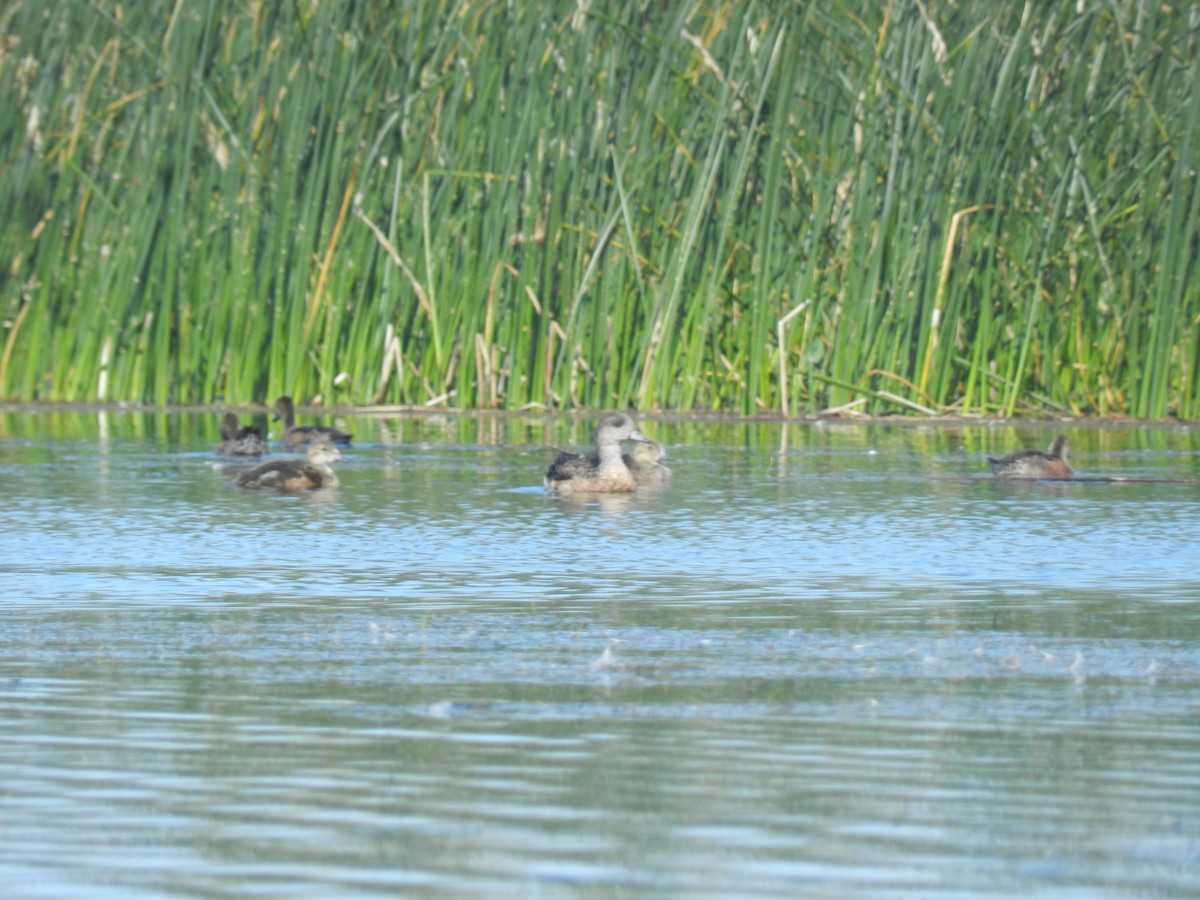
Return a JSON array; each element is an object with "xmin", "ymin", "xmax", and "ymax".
[{"xmin": 1, "ymin": 409, "xmax": 1198, "ymax": 898}]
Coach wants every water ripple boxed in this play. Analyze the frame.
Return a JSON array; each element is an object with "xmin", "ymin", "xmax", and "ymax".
[{"xmin": 2, "ymin": 419, "xmax": 1199, "ymax": 896}]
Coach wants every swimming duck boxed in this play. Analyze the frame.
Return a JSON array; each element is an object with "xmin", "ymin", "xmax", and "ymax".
[
  {"xmin": 235, "ymin": 438, "xmax": 342, "ymax": 491},
  {"xmin": 987, "ymin": 435, "xmax": 1072, "ymax": 479},
  {"xmin": 623, "ymin": 439, "xmax": 671, "ymax": 489},
  {"xmin": 544, "ymin": 412, "xmax": 652, "ymax": 493},
  {"xmin": 215, "ymin": 412, "xmax": 269, "ymax": 457},
  {"xmin": 273, "ymin": 396, "xmax": 353, "ymax": 449}
]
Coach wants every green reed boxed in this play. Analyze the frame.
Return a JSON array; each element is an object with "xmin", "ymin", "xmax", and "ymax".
[{"xmin": 1, "ymin": 1, "xmax": 1197, "ymax": 417}]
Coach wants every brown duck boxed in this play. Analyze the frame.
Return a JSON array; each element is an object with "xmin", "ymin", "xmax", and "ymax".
[
  {"xmin": 273, "ymin": 396, "xmax": 353, "ymax": 450},
  {"xmin": 987, "ymin": 435, "xmax": 1072, "ymax": 479},
  {"xmin": 236, "ymin": 438, "xmax": 342, "ymax": 491},
  {"xmin": 215, "ymin": 412, "xmax": 269, "ymax": 457},
  {"xmin": 623, "ymin": 440, "xmax": 671, "ymax": 489}
]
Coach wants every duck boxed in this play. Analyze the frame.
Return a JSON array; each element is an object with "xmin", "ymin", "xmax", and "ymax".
[
  {"xmin": 623, "ymin": 439, "xmax": 671, "ymax": 489},
  {"xmin": 273, "ymin": 396, "xmax": 353, "ymax": 449},
  {"xmin": 544, "ymin": 412, "xmax": 653, "ymax": 494},
  {"xmin": 987, "ymin": 435, "xmax": 1073, "ymax": 479},
  {"xmin": 215, "ymin": 412, "xmax": 269, "ymax": 457},
  {"xmin": 235, "ymin": 438, "xmax": 342, "ymax": 491}
]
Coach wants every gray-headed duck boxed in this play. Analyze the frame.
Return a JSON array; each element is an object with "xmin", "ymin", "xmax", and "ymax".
[
  {"xmin": 623, "ymin": 439, "xmax": 671, "ymax": 489},
  {"xmin": 987, "ymin": 435, "xmax": 1073, "ymax": 479},
  {"xmin": 235, "ymin": 438, "xmax": 342, "ymax": 491},
  {"xmin": 273, "ymin": 396, "xmax": 353, "ymax": 449},
  {"xmin": 544, "ymin": 413, "xmax": 652, "ymax": 494},
  {"xmin": 215, "ymin": 412, "xmax": 269, "ymax": 457}
]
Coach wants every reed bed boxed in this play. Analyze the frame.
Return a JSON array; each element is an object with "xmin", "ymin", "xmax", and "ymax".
[{"xmin": 1, "ymin": 1, "xmax": 1197, "ymax": 417}]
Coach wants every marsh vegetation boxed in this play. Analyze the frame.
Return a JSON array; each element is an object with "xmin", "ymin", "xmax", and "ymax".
[{"xmin": 2, "ymin": 1, "xmax": 1197, "ymax": 417}]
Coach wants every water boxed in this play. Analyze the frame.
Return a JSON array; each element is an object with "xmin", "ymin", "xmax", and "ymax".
[{"xmin": 1, "ymin": 409, "xmax": 1198, "ymax": 897}]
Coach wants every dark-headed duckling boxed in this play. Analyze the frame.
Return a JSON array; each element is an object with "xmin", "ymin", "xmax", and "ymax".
[
  {"xmin": 235, "ymin": 438, "xmax": 341, "ymax": 491},
  {"xmin": 544, "ymin": 412, "xmax": 652, "ymax": 494},
  {"xmin": 623, "ymin": 440, "xmax": 671, "ymax": 489},
  {"xmin": 215, "ymin": 412, "xmax": 269, "ymax": 457},
  {"xmin": 987, "ymin": 435, "xmax": 1072, "ymax": 479},
  {"xmin": 273, "ymin": 396, "xmax": 353, "ymax": 450}
]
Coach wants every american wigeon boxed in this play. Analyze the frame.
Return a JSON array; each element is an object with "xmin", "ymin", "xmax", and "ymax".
[{"xmin": 544, "ymin": 413, "xmax": 652, "ymax": 494}]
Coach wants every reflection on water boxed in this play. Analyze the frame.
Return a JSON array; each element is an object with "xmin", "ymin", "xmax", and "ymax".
[{"xmin": 1, "ymin": 409, "xmax": 1199, "ymax": 897}]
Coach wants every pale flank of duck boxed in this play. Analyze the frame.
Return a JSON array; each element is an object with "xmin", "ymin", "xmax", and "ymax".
[
  {"xmin": 235, "ymin": 438, "xmax": 342, "ymax": 491},
  {"xmin": 544, "ymin": 412, "xmax": 652, "ymax": 494},
  {"xmin": 987, "ymin": 435, "xmax": 1072, "ymax": 479}
]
